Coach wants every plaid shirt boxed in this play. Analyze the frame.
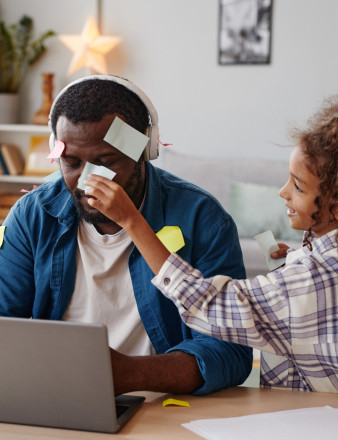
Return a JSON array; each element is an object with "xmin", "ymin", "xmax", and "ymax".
[{"xmin": 152, "ymin": 229, "xmax": 338, "ymax": 393}]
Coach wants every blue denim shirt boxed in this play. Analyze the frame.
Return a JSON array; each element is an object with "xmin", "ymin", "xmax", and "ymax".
[{"xmin": 0, "ymin": 163, "xmax": 252, "ymax": 394}]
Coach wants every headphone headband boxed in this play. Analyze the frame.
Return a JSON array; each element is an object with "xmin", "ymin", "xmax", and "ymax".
[{"xmin": 49, "ymin": 75, "xmax": 159, "ymax": 160}]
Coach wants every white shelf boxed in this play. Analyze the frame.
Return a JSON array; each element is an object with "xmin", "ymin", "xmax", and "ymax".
[
  {"xmin": 0, "ymin": 124, "xmax": 49, "ymax": 133},
  {"xmin": 0, "ymin": 175, "xmax": 45, "ymax": 184}
]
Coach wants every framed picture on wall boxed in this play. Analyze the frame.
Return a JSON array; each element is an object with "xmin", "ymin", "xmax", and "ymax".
[{"xmin": 218, "ymin": 0, "xmax": 273, "ymax": 65}]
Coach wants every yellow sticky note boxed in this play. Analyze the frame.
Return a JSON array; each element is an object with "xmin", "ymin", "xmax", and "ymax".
[
  {"xmin": 0, "ymin": 225, "xmax": 6, "ymax": 248},
  {"xmin": 162, "ymin": 398, "xmax": 190, "ymax": 408},
  {"xmin": 156, "ymin": 226, "xmax": 185, "ymax": 253}
]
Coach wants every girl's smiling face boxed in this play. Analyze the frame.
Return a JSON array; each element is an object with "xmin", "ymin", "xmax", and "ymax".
[{"xmin": 279, "ymin": 145, "xmax": 338, "ymax": 237}]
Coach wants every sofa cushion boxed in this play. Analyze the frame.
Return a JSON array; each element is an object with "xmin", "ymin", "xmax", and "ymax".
[
  {"xmin": 229, "ymin": 181, "xmax": 303, "ymax": 241},
  {"xmin": 157, "ymin": 149, "xmax": 290, "ymax": 210}
]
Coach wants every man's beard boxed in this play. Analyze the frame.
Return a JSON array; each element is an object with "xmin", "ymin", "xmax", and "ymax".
[{"xmin": 62, "ymin": 161, "xmax": 146, "ymax": 226}]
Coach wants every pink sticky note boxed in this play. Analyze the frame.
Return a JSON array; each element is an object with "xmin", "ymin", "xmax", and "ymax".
[
  {"xmin": 20, "ymin": 185, "xmax": 38, "ymax": 193},
  {"xmin": 158, "ymin": 135, "xmax": 173, "ymax": 147},
  {"xmin": 47, "ymin": 140, "xmax": 65, "ymax": 163}
]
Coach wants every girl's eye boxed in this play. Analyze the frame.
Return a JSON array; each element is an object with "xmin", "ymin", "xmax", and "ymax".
[{"xmin": 295, "ymin": 182, "xmax": 303, "ymax": 193}]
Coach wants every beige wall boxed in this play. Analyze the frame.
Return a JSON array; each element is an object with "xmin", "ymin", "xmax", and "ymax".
[{"xmin": 1, "ymin": 0, "xmax": 337, "ymax": 161}]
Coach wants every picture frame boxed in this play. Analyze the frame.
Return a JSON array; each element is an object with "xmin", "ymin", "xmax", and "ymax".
[
  {"xmin": 218, "ymin": 0, "xmax": 273, "ymax": 65},
  {"xmin": 24, "ymin": 135, "xmax": 60, "ymax": 176}
]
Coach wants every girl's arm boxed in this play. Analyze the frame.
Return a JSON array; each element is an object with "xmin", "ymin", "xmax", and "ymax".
[{"xmin": 84, "ymin": 174, "xmax": 170, "ymax": 274}]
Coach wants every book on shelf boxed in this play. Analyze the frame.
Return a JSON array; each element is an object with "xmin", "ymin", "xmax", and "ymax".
[
  {"xmin": 0, "ymin": 148, "xmax": 10, "ymax": 175},
  {"xmin": 0, "ymin": 144, "xmax": 25, "ymax": 175}
]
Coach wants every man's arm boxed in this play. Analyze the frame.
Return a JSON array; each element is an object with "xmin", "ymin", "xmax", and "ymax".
[
  {"xmin": 110, "ymin": 348, "xmax": 203, "ymax": 395},
  {"xmin": 85, "ymin": 174, "xmax": 252, "ymax": 394}
]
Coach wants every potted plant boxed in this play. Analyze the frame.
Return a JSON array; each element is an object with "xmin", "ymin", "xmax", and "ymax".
[{"xmin": 0, "ymin": 15, "xmax": 55, "ymax": 123}]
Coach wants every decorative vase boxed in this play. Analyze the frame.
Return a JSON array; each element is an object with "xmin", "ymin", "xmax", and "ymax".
[
  {"xmin": 32, "ymin": 73, "xmax": 54, "ymax": 125},
  {"xmin": 0, "ymin": 93, "xmax": 19, "ymax": 124}
]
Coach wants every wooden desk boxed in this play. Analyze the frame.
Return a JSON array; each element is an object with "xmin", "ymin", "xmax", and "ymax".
[{"xmin": 0, "ymin": 387, "xmax": 337, "ymax": 439}]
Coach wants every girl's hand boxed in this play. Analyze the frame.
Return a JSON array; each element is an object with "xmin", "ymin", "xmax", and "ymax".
[
  {"xmin": 83, "ymin": 174, "xmax": 140, "ymax": 229},
  {"xmin": 271, "ymin": 243, "xmax": 289, "ymax": 259}
]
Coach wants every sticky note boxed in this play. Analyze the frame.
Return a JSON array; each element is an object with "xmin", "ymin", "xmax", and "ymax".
[
  {"xmin": 162, "ymin": 398, "xmax": 190, "ymax": 408},
  {"xmin": 254, "ymin": 230, "xmax": 286, "ymax": 271},
  {"xmin": 20, "ymin": 185, "xmax": 38, "ymax": 193},
  {"xmin": 44, "ymin": 169, "xmax": 62, "ymax": 182},
  {"xmin": 104, "ymin": 116, "xmax": 149, "ymax": 162},
  {"xmin": 77, "ymin": 162, "xmax": 116, "ymax": 190},
  {"xmin": 47, "ymin": 140, "xmax": 65, "ymax": 162},
  {"xmin": 156, "ymin": 226, "xmax": 185, "ymax": 253},
  {"xmin": 0, "ymin": 225, "xmax": 6, "ymax": 248}
]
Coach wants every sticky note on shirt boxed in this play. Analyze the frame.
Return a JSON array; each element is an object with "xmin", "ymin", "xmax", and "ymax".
[
  {"xmin": 254, "ymin": 230, "xmax": 286, "ymax": 272},
  {"xmin": 156, "ymin": 226, "xmax": 185, "ymax": 253},
  {"xmin": 77, "ymin": 162, "xmax": 116, "ymax": 190},
  {"xmin": 104, "ymin": 116, "xmax": 149, "ymax": 162},
  {"xmin": 0, "ymin": 225, "xmax": 6, "ymax": 248}
]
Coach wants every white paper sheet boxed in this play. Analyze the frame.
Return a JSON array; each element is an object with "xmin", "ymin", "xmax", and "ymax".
[
  {"xmin": 182, "ymin": 406, "xmax": 338, "ymax": 440},
  {"xmin": 77, "ymin": 162, "xmax": 116, "ymax": 190},
  {"xmin": 254, "ymin": 229, "xmax": 286, "ymax": 271}
]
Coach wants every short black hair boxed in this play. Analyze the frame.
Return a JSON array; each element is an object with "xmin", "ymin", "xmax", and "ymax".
[{"xmin": 51, "ymin": 78, "xmax": 150, "ymax": 135}]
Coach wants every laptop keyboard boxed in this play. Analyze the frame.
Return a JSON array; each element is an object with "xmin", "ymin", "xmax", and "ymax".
[{"xmin": 116, "ymin": 404, "xmax": 129, "ymax": 418}]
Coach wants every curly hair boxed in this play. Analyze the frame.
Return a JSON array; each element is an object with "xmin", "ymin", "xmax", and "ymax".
[
  {"xmin": 291, "ymin": 96, "xmax": 338, "ymax": 247},
  {"xmin": 50, "ymin": 78, "xmax": 150, "ymax": 136}
]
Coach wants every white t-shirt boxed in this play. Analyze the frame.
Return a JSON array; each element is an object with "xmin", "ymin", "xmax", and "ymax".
[{"xmin": 63, "ymin": 220, "xmax": 155, "ymax": 356}]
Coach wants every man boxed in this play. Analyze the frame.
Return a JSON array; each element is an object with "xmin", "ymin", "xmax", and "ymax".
[{"xmin": 0, "ymin": 75, "xmax": 252, "ymax": 395}]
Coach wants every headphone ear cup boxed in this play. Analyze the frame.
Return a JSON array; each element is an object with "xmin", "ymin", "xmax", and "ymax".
[
  {"xmin": 149, "ymin": 123, "xmax": 159, "ymax": 160},
  {"xmin": 49, "ymin": 132, "xmax": 55, "ymax": 152}
]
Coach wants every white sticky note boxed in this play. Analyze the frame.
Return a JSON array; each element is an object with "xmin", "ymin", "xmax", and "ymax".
[
  {"xmin": 77, "ymin": 162, "xmax": 116, "ymax": 190},
  {"xmin": 254, "ymin": 230, "xmax": 286, "ymax": 272},
  {"xmin": 104, "ymin": 116, "xmax": 149, "ymax": 162}
]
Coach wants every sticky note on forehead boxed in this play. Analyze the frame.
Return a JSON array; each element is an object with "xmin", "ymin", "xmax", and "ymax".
[
  {"xmin": 78, "ymin": 162, "xmax": 116, "ymax": 190},
  {"xmin": 156, "ymin": 226, "xmax": 185, "ymax": 253},
  {"xmin": 104, "ymin": 116, "xmax": 149, "ymax": 162}
]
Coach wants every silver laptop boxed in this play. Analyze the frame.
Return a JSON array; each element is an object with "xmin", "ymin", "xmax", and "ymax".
[{"xmin": 0, "ymin": 317, "xmax": 145, "ymax": 433}]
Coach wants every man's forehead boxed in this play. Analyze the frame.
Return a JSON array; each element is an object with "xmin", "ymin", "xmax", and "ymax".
[{"xmin": 56, "ymin": 114, "xmax": 149, "ymax": 163}]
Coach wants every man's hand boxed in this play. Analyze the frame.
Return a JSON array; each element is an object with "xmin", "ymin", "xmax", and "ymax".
[
  {"xmin": 109, "ymin": 348, "xmax": 204, "ymax": 395},
  {"xmin": 271, "ymin": 243, "xmax": 289, "ymax": 259}
]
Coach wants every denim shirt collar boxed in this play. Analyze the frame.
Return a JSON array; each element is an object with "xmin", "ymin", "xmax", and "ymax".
[{"xmin": 42, "ymin": 178, "xmax": 78, "ymax": 228}]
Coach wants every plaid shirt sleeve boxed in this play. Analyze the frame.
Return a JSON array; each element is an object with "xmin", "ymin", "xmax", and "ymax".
[{"xmin": 152, "ymin": 231, "xmax": 338, "ymax": 360}]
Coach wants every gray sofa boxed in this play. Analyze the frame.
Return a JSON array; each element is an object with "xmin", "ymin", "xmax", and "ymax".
[{"xmin": 157, "ymin": 149, "xmax": 302, "ymax": 278}]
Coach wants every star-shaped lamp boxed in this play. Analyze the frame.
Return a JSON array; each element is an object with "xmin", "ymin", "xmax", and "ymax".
[{"xmin": 59, "ymin": 16, "xmax": 122, "ymax": 75}]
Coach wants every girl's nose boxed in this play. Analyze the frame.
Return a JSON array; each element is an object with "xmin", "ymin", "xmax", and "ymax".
[{"xmin": 279, "ymin": 181, "xmax": 289, "ymax": 200}]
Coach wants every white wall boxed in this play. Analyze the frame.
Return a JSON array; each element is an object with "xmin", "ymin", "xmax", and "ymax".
[{"xmin": 1, "ymin": 0, "xmax": 338, "ymax": 161}]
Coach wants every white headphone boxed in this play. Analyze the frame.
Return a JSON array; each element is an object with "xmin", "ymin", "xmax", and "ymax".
[{"xmin": 48, "ymin": 75, "xmax": 159, "ymax": 161}]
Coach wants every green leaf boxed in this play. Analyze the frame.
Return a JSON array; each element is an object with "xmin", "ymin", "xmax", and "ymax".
[{"xmin": 0, "ymin": 15, "xmax": 56, "ymax": 93}]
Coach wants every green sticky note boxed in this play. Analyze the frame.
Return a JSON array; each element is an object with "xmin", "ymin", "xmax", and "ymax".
[
  {"xmin": 156, "ymin": 226, "xmax": 185, "ymax": 253},
  {"xmin": 0, "ymin": 225, "xmax": 6, "ymax": 248},
  {"xmin": 104, "ymin": 116, "xmax": 149, "ymax": 162}
]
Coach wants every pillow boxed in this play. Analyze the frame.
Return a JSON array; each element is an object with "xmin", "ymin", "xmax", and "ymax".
[{"xmin": 229, "ymin": 181, "xmax": 303, "ymax": 242}]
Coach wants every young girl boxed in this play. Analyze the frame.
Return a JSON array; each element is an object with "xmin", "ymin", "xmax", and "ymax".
[{"xmin": 84, "ymin": 98, "xmax": 338, "ymax": 393}]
